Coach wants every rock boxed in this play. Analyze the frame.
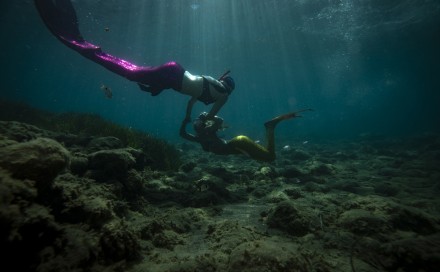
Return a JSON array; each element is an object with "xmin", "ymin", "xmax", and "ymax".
[
  {"xmin": 302, "ymin": 182, "xmax": 329, "ymax": 193},
  {"xmin": 228, "ymin": 240, "xmax": 308, "ymax": 272},
  {"xmin": 43, "ymin": 173, "xmax": 117, "ymax": 228},
  {"xmin": 380, "ymin": 234, "xmax": 440, "ymax": 271},
  {"xmin": 267, "ymin": 201, "xmax": 311, "ymax": 236},
  {"xmin": 205, "ymin": 220, "xmax": 255, "ymax": 253},
  {"xmin": 0, "ymin": 121, "xmax": 53, "ymax": 142},
  {"xmin": 266, "ymin": 191, "xmax": 290, "ymax": 203},
  {"xmin": 53, "ymin": 133, "xmax": 93, "ymax": 148},
  {"xmin": 390, "ymin": 205, "xmax": 439, "ymax": 235},
  {"xmin": 99, "ymin": 220, "xmax": 142, "ymax": 263},
  {"xmin": 256, "ymin": 166, "xmax": 276, "ymax": 178},
  {"xmin": 309, "ymin": 163, "xmax": 334, "ymax": 176},
  {"xmin": 338, "ymin": 209, "xmax": 391, "ymax": 235},
  {"xmin": 88, "ymin": 148, "xmax": 137, "ymax": 180},
  {"xmin": 121, "ymin": 170, "xmax": 148, "ymax": 206},
  {"xmin": 332, "ymin": 181, "xmax": 361, "ymax": 193},
  {"xmin": 206, "ymin": 166, "xmax": 236, "ymax": 181},
  {"xmin": 251, "ymin": 185, "xmax": 271, "ymax": 198},
  {"xmin": 36, "ymin": 227, "xmax": 99, "ymax": 272},
  {"xmin": 402, "ymin": 169, "xmax": 429, "ymax": 178},
  {"xmin": 0, "ymin": 169, "xmax": 62, "ymax": 271},
  {"xmin": 180, "ymin": 161, "xmax": 196, "ymax": 173},
  {"xmin": 61, "ymin": 195, "xmax": 115, "ymax": 229},
  {"xmin": 69, "ymin": 154, "xmax": 89, "ymax": 176},
  {"xmin": 0, "ymin": 134, "xmax": 17, "ymax": 148},
  {"xmin": 152, "ymin": 230, "xmax": 183, "ymax": 249},
  {"xmin": 374, "ymin": 182, "xmax": 400, "ymax": 196},
  {"xmin": 279, "ymin": 166, "xmax": 304, "ymax": 178},
  {"xmin": 0, "ymin": 137, "xmax": 70, "ymax": 184},
  {"xmin": 377, "ymin": 167, "xmax": 399, "ymax": 177},
  {"xmin": 287, "ymin": 149, "xmax": 311, "ymax": 160},
  {"xmin": 87, "ymin": 136, "xmax": 123, "ymax": 152},
  {"xmin": 0, "ymin": 168, "xmax": 37, "ymax": 203},
  {"xmin": 89, "ymin": 148, "xmax": 136, "ymax": 169},
  {"xmin": 283, "ymin": 188, "xmax": 303, "ymax": 199},
  {"xmin": 184, "ymin": 174, "xmax": 242, "ymax": 207}
]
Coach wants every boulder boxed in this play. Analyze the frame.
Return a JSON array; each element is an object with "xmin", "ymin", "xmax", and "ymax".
[
  {"xmin": 267, "ymin": 201, "xmax": 312, "ymax": 236},
  {"xmin": 0, "ymin": 138, "xmax": 70, "ymax": 184}
]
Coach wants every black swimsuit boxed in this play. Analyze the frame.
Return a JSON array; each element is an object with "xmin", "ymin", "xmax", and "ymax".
[{"xmin": 198, "ymin": 77, "xmax": 229, "ymax": 105}]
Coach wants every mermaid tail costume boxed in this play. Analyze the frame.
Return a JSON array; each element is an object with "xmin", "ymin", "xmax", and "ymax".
[{"xmin": 34, "ymin": 0, "xmax": 185, "ymax": 94}]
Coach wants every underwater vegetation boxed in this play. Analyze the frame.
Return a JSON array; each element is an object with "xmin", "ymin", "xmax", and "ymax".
[{"xmin": 0, "ymin": 98, "xmax": 181, "ymax": 170}]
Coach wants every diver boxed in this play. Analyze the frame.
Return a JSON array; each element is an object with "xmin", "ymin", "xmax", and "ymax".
[
  {"xmin": 180, "ymin": 109, "xmax": 313, "ymax": 162},
  {"xmin": 34, "ymin": 0, "xmax": 235, "ymax": 121}
]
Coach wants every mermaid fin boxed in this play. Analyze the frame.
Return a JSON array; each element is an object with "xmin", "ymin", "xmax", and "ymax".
[
  {"xmin": 34, "ymin": 0, "xmax": 83, "ymax": 41},
  {"xmin": 264, "ymin": 108, "xmax": 313, "ymax": 128}
]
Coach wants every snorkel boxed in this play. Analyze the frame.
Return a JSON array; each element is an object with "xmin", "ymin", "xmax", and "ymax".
[
  {"xmin": 218, "ymin": 70, "xmax": 231, "ymax": 81},
  {"xmin": 218, "ymin": 70, "xmax": 235, "ymax": 94}
]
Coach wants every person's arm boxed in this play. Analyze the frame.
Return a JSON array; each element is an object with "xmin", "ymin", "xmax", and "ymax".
[
  {"xmin": 179, "ymin": 119, "xmax": 198, "ymax": 142},
  {"xmin": 207, "ymin": 94, "xmax": 228, "ymax": 119},
  {"xmin": 184, "ymin": 97, "xmax": 198, "ymax": 122}
]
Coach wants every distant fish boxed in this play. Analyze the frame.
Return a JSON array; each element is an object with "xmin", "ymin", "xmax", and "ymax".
[
  {"xmin": 283, "ymin": 145, "xmax": 292, "ymax": 151},
  {"xmin": 100, "ymin": 84, "xmax": 112, "ymax": 99},
  {"xmin": 303, "ymin": 140, "xmax": 309, "ymax": 145},
  {"xmin": 104, "ymin": 27, "xmax": 110, "ymax": 32}
]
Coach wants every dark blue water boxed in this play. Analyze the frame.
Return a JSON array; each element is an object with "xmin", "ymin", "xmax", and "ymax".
[{"xmin": 1, "ymin": 0, "xmax": 439, "ymax": 143}]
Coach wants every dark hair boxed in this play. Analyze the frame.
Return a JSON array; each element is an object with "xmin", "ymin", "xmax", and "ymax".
[
  {"xmin": 221, "ymin": 76, "xmax": 235, "ymax": 92},
  {"xmin": 193, "ymin": 115, "xmax": 224, "ymax": 135}
]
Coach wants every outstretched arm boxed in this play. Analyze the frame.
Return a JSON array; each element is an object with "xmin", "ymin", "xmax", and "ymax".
[
  {"xmin": 207, "ymin": 94, "xmax": 228, "ymax": 119},
  {"xmin": 179, "ymin": 119, "xmax": 198, "ymax": 142},
  {"xmin": 184, "ymin": 97, "xmax": 198, "ymax": 123}
]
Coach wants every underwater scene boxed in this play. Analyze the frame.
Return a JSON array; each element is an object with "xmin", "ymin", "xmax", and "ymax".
[{"xmin": 1, "ymin": 0, "xmax": 440, "ymax": 271}]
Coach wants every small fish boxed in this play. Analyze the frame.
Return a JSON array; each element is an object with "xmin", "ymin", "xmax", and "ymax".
[
  {"xmin": 104, "ymin": 27, "xmax": 110, "ymax": 32},
  {"xmin": 283, "ymin": 145, "xmax": 291, "ymax": 151},
  {"xmin": 100, "ymin": 84, "xmax": 112, "ymax": 99},
  {"xmin": 303, "ymin": 140, "xmax": 309, "ymax": 145}
]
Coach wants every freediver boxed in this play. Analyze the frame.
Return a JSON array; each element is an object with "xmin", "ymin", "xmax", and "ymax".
[
  {"xmin": 180, "ymin": 109, "xmax": 313, "ymax": 162},
  {"xmin": 34, "ymin": 0, "xmax": 235, "ymax": 123}
]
